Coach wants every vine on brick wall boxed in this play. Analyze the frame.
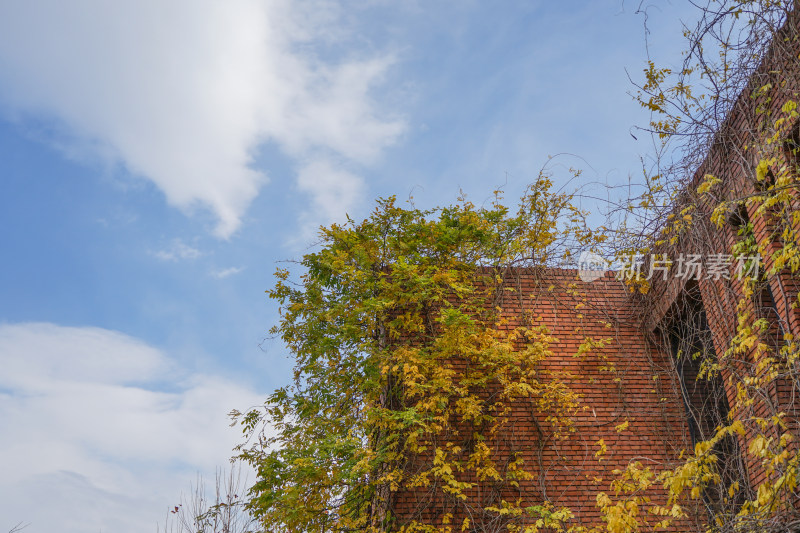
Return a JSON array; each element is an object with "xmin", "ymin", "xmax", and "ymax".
[
  {"xmin": 600, "ymin": 1, "xmax": 800, "ymax": 531},
  {"xmin": 234, "ymin": 175, "xmax": 607, "ymax": 533}
]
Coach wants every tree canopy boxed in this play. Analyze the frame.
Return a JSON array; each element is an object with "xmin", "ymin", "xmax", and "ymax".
[{"xmin": 234, "ymin": 177, "xmax": 598, "ymax": 532}]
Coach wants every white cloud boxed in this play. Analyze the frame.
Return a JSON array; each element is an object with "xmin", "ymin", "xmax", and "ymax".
[
  {"xmin": 152, "ymin": 239, "xmax": 203, "ymax": 262},
  {"xmin": 0, "ymin": 322, "xmax": 265, "ymax": 533},
  {"xmin": 0, "ymin": 0, "xmax": 404, "ymax": 238},
  {"xmin": 212, "ymin": 266, "xmax": 245, "ymax": 279},
  {"xmin": 296, "ymin": 158, "xmax": 365, "ymax": 239}
]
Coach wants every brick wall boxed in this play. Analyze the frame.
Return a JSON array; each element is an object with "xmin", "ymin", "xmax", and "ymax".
[
  {"xmin": 390, "ymin": 268, "xmax": 698, "ymax": 531},
  {"xmin": 641, "ymin": 7, "xmax": 800, "ymax": 494}
]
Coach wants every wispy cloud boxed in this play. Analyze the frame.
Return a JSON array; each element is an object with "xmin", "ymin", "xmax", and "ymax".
[
  {"xmin": 0, "ymin": 0, "xmax": 404, "ymax": 238},
  {"xmin": 151, "ymin": 239, "xmax": 202, "ymax": 262},
  {"xmin": 212, "ymin": 266, "xmax": 245, "ymax": 279},
  {"xmin": 296, "ymin": 158, "xmax": 366, "ymax": 241},
  {"xmin": 0, "ymin": 322, "xmax": 264, "ymax": 533}
]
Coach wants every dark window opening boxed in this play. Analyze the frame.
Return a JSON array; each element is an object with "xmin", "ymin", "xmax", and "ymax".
[
  {"xmin": 755, "ymin": 278, "xmax": 786, "ymax": 344},
  {"xmin": 759, "ymin": 169, "xmax": 778, "ymax": 191},
  {"xmin": 785, "ymin": 121, "xmax": 800, "ymax": 173},
  {"xmin": 727, "ymin": 206, "xmax": 783, "ymax": 340},
  {"xmin": 661, "ymin": 281, "xmax": 750, "ymax": 517},
  {"xmin": 727, "ymin": 202, "xmax": 751, "ymax": 227},
  {"xmin": 734, "ymin": 203, "xmax": 785, "ymax": 340}
]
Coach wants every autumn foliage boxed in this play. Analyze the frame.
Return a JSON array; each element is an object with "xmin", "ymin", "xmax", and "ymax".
[{"xmin": 234, "ymin": 2, "xmax": 800, "ymax": 532}]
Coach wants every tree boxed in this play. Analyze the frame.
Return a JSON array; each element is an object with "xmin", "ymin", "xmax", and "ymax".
[
  {"xmin": 159, "ymin": 465, "xmax": 258, "ymax": 533},
  {"xmin": 234, "ymin": 177, "xmax": 596, "ymax": 532}
]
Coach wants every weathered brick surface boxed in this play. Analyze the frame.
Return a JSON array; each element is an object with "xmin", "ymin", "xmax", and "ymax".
[
  {"xmin": 391, "ymin": 269, "xmax": 697, "ymax": 530},
  {"xmin": 641, "ymin": 5, "xmax": 800, "ymax": 499}
]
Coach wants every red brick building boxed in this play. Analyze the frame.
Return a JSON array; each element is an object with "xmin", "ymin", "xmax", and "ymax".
[{"xmin": 389, "ymin": 7, "xmax": 800, "ymax": 532}]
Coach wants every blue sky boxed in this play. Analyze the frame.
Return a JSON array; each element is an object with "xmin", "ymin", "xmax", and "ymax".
[{"xmin": 0, "ymin": 1, "xmax": 692, "ymax": 531}]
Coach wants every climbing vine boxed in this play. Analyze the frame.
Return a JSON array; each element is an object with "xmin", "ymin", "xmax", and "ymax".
[
  {"xmin": 601, "ymin": 1, "xmax": 800, "ymax": 531},
  {"xmin": 235, "ymin": 176, "xmax": 601, "ymax": 532}
]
